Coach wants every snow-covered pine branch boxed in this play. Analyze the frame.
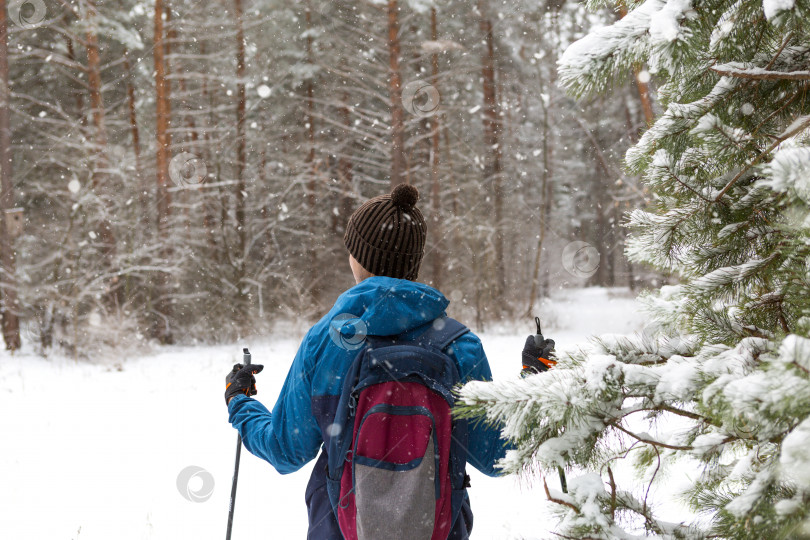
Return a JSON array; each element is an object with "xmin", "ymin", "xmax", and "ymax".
[{"xmin": 462, "ymin": 0, "xmax": 810, "ymax": 536}]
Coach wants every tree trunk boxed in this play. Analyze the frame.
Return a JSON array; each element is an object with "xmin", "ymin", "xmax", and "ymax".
[
  {"xmin": 575, "ymin": 111, "xmax": 613, "ymax": 287},
  {"xmin": 165, "ymin": 6, "xmax": 197, "ymax": 151},
  {"xmin": 199, "ymin": 41, "xmax": 218, "ymax": 256},
  {"xmin": 84, "ymin": 0, "xmax": 123, "ymax": 310},
  {"xmin": 164, "ymin": 5, "xmax": 198, "ymax": 246},
  {"xmin": 634, "ymin": 70, "xmax": 655, "ymax": 126},
  {"xmin": 124, "ymin": 51, "xmax": 142, "ymax": 177},
  {"xmin": 429, "ymin": 8, "xmax": 443, "ymax": 290},
  {"xmin": 593, "ymin": 184, "xmax": 609, "ymax": 287},
  {"xmin": 618, "ymin": 6, "xmax": 655, "ymax": 126},
  {"xmin": 304, "ymin": 2, "xmax": 320, "ymax": 306},
  {"xmin": 592, "ymin": 105, "xmax": 610, "ymax": 288},
  {"xmin": 153, "ymin": 0, "xmax": 173, "ymax": 343},
  {"xmin": 65, "ymin": 37, "xmax": 84, "ymax": 121},
  {"xmin": 234, "ymin": 0, "xmax": 248, "ymax": 305},
  {"xmin": 527, "ymin": 95, "xmax": 553, "ymax": 317},
  {"xmin": 478, "ymin": 0, "xmax": 505, "ymax": 298},
  {"xmin": 0, "ymin": 0, "xmax": 20, "ymax": 350},
  {"xmin": 123, "ymin": 49, "xmax": 146, "ymax": 305},
  {"xmin": 387, "ymin": 0, "xmax": 405, "ymax": 189},
  {"xmin": 84, "ymin": 3, "xmax": 108, "ymax": 192},
  {"xmin": 123, "ymin": 50, "xmax": 147, "ymax": 222},
  {"xmin": 337, "ymin": 89, "xmax": 354, "ymax": 228},
  {"xmin": 444, "ymin": 125, "xmax": 460, "ymax": 250},
  {"xmin": 305, "ymin": 3, "xmax": 316, "ymax": 196}
]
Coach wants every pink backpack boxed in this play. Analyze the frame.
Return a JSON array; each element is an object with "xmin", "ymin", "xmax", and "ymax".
[{"xmin": 326, "ymin": 317, "xmax": 470, "ymax": 540}]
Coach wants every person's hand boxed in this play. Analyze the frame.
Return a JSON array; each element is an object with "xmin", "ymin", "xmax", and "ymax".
[
  {"xmin": 225, "ymin": 363, "xmax": 264, "ymax": 405},
  {"xmin": 521, "ymin": 335, "xmax": 556, "ymax": 374}
]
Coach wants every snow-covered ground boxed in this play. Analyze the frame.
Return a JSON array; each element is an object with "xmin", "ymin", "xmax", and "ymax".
[{"xmin": 1, "ymin": 287, "xmax": 655, "ymax": 539}]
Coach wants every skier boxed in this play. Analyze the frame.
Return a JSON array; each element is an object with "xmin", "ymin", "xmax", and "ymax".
[{"xmin": 224, "ymin": 184, "xmax": 554, "ymax": 539}]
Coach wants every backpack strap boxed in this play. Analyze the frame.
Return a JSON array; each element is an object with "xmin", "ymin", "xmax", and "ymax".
[{"xmin": 411, "ymin": 317, "xmax": 469, "ymax": 351}]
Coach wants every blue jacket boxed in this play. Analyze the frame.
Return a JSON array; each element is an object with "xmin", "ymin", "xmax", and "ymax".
[{"xmin": 228, "ymin": 276, "xmax": 507, "ymax": 539}]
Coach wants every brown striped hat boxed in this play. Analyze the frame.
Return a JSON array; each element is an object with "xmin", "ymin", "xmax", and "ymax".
[{"xmin": 343, "ymin": 184, "xmax": 427, "ymax": 281}]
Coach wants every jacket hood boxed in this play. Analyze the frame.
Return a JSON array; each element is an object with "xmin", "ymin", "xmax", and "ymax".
[{"xmin": 328, "ymin": 276, "xmax": 449, "ymax": 338}]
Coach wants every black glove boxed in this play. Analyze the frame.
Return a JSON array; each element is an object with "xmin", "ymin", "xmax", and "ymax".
[
  {"xmin": 522, "ymin": 335, "xmax": 556, "ymax": 374},
  {"xmin": 225, "ymin": 363, "xmax": 264, "ymax": 405}
]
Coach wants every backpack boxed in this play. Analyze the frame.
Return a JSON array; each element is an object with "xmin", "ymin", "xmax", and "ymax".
[{"xmin": 326, "ymin": 316, "xmax": 471, "ymax": 540}]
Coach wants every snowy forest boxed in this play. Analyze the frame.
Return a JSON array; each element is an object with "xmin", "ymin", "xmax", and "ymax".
[
  {"xmin": 0, "ymin": 0, "xmax": 656, "ymax": 353},
  {"xmin": 3, "ymin": 0, "xmax": 810, "ymax": 538}
]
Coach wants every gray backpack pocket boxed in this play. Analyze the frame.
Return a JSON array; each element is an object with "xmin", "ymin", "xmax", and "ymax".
[{"xmin": 352, "ymin": 404, "xmax": 439, "ymax": 540}]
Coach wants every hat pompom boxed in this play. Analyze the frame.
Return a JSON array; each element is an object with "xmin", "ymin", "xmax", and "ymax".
[{"xmin": 391, "ymin": 184, "xmax": 419, "ymax": 211}]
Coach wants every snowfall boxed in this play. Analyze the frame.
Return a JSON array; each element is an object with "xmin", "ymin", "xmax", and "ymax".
[{"xmin": 0, "ymin": 288, "xmax": 695, "ymax": 539}]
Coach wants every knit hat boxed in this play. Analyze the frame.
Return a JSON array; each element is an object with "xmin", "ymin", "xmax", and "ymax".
[{"xmin": 343, "ymin": 184, "xmax": 427, "ymax": 281}]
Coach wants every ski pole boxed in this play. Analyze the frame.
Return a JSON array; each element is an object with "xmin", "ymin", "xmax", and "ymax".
[
  {"xmin": 533, "ymin": 316, "xmax": 544, "ymax": 348},
  {"xmin": 533, "ymin": 317, "xmax": 568, "ymax": 494},
  {"xmin": 226, "ymin": 347, "xmax": 251, "ymax": 540}
]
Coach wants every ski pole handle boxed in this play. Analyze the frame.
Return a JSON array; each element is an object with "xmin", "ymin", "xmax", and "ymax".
[{"xmin": 243, "ymin": 347, "xmax": 251, "ymax": 367}]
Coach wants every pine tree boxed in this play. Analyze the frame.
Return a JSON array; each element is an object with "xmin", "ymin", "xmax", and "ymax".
[{"xmin": 458, "ymin": 0, "xmax": 810, "ymax": 537}]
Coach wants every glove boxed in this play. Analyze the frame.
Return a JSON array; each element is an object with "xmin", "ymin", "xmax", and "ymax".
[
  {"xmin": 522, "ymin": 335, "xmax": 556, "ymax": 374},
  {"xmin": 225, "ymin": 363, "xmax": 264, "ymax": 405}
]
